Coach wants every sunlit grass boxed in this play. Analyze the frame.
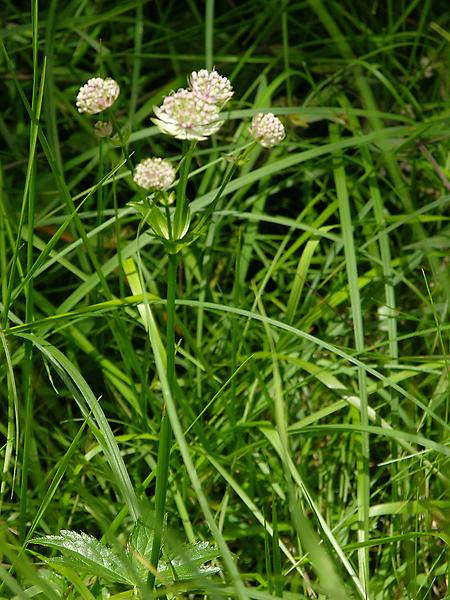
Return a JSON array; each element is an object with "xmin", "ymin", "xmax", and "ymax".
[{"xmin": 0, "ymin": 1, "xmax": 449, "ymax": 598}]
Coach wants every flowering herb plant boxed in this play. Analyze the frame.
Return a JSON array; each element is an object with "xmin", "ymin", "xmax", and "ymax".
[
  {"xmin": 73, "ymin": 67, "xmax": 285, "ymax": 592},
  {"xmin": 128, "ymin": 69, "xmax": 285, "ymax": 253}
]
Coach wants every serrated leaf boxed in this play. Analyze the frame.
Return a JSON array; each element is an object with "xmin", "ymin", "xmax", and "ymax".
[
  {"xmin": 158, "ymin": 541, "xmax": 221, "ymax": 581},
  {"xmin": 31, "ymin": 530, "xmax": 133, "ymax": 585},
  {"xmin": 127, "ymin": 527, "xmax": 221, "ymax": 585},
  {"xmin": 127, "ymin": 520, "xmax": 155, "ymax": 581},
  {"xmin": 129, "ymin": 521, "xmax": 154, "ymax": 558}
]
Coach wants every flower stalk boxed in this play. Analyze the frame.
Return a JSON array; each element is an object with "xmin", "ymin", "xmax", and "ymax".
[
  {"xmin": 147, "ymin": 251, "xmax": 177, "ymax": 589},
  {"xmin": 147, "ymin": 141, "xmax": 194, "ymax": 589}
]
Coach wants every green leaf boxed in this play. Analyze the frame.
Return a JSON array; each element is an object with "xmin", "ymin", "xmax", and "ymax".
[
  {"xmin": 31, "ymin": 530, "xmax": 133, "ymax": 585},
  {"xmin": 129, "ymin": 521, "xmax": 154, "ymax": 559},
  {"xmin": 172, "ymin": 197, "xmax": 191, "ymax": 241},
  {"xmin": 129, "ymin": 198, "xmax": 169, "ymax": 239},
  {"xmin": 109, "ymin": 124, "xmax": 131, "ymax": 146},
  {"xmin": 127, "ymin": 520, "xmax": 155, "ymax": 581},
  {"xmin": 158, "ymin": 541, "xmax": 221, "ymax": 581},
  {"xmin": 127, "ymin": 523, "xmax": 220, "ymax": 584},
  {"xmin": 147, "ymin": 205, "xmax": 170, "ymax": 239}
]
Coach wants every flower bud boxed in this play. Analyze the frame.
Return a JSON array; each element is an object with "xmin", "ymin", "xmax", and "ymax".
[{"xmin": 94, "ymin": 120, "xmax": 113, "ymax": 138}]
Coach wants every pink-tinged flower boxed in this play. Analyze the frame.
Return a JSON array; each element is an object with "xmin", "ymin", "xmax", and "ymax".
[
  {"xmin": 76, "ymin": 77, "xmax": 120, "ymax": 114},
  {"xmin": 133, "ymin": 158, "xmax": 176, "ymax": 191},
  {"xmin": 249, "ymin": 112, "xmax": 285, "ymax": 148},
  {"xmin": 188, "ymin": 69, "xmax": 233, "ymax": 107},
  {"xmin": 152, "ymin": 89, "xmax": 223, "ymax": 140}
]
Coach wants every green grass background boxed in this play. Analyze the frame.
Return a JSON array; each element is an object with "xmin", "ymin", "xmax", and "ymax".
[{"xmin": 0, "ymin": 0, "xmax": 449, "ymax": 598}]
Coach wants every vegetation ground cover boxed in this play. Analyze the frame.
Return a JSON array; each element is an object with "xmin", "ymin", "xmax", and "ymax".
[{"xmin": 1, "ymin": 1, "xmax": 449, "ymax": 598}]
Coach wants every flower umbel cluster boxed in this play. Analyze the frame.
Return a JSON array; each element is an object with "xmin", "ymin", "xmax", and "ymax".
[
  {"xmin": 153, "ymin": 89, "xmax": 223, "ymax": 141},
  {"xmin": 76, "ymin": 77, "xmax": 120, "ymax": 114},
  {"xmin": 133, "ymin": 157, "xmax": 176, "ymax": 191},
  {"xmin": 249, "ymin": 112, "xmax": 285, "ymax": 148},
  {"xmin": 189, "ymin": 69, "xmax": 234, "ymax": 107},
  {"xmin": 153, "ymin": 69, "xmax": 233, "ymax": 141}
]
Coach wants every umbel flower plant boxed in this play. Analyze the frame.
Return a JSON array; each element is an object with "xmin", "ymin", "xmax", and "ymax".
[
  {"xmin": 131, "ymin": 69, "xmax": 285, "ymax": 250},
  {"xmin": 74, "ymin": 68, "xmax": 285, "ymax": 593}
]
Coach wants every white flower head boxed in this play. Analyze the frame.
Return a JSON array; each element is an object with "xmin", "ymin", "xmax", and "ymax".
[
  {"xmin": 188, "ymin": 69, "xmax": 233, "ymax": 107},
  {"xmin": 76, "ymin": 77, "xmax": 120, "ymax": 114},
  {"xmin": 249, "ymin": 112, "xmax": 285, "ymax": 148},
  {"xmin": 133, "ymin": 158, "xmax": 176, "ymax": 191},
  {"xmin": 153, "ymin": 88, "xmax": 223, "ymax": 140}
]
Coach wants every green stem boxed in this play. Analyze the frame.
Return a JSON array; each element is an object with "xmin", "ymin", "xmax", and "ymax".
[
  {"xmin": 192, "ymin": 143, "xmax": 255, "ymax": 236},
  {"xmin": 164, "ymin": 204, "xmax": 173, "ymax": 240},
  {"xmin": 147, "ymin": 143, "xmax": 195, "ymax": 588},
  {"xmin": 148, "ymin": 246, "xmax": 178, "ymax": 590},
  {"xmin": 109, "ymin": 112, "xmax": 135, "ymax": 175},
  {"xmin": 205, "ymin": 0, "xmax": 214, "ymax": 71},
  {"xmin": 96, "ymin": 138, "xmax": 104, "ymax": 258},
  {"xmin": 18, "ymin": 0, "xmax": 39, "ymax": 540},
  {"xmin": 1, "ymin": 55, "xmax": 46, "ymax": 329},
  {"xmin": 180, "ymin": 141, "xmax": 197, "ymax": 202},
  {"xmin": 19, "ymin": 158, "xmax": 36, "ymax": 541}
]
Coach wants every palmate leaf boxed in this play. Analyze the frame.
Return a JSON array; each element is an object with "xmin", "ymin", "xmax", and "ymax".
[
  {"xmin": 31, "ymin": 530, "xmax": 134, "ymax": 585},
  {"xmin": 128, "ymin": 521, "xmax": 221, "ymax": 582},
  {"xmin": 129, "ymin": 520, "xmax": 154, "ymax": 559},
  {"xmin": 127, "ymin": 520, "xmax": 155, "ymax": 580},
  {"xmin": 32, "ymin": 527, "xmax": 221, "ymax": 588},
  {"xmin": 158, "ymin": 540, "xmax": 221, "ymax": 581}
]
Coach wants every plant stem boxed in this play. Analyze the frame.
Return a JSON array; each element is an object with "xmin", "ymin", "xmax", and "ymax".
[
  {"xmin": 148, "ymin": 251, "xmax": 178, "ymax": 589},
  {"xmin": 19, "ymin": 0, "xmax": 39, "ymax": 537},
  {"xmin": 148, "ymin": 139, "xmax": 225, "ymax": 588},
  {"xmin": 148, "ymin": 143, "xmax": 195, "ymax": 588},
  {"xmin": 109, "ymin": 111, "xmax": 135, "ymax": 175},
  {"xmin": 96, "ymin": 138, "xmax": 104, "ymax": 259}
]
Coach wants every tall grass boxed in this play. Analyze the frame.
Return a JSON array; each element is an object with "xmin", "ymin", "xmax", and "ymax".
[{"xmin": 1, "ymin": 1, "xmax": 449, "ymax": 598}]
